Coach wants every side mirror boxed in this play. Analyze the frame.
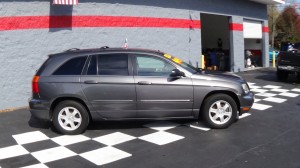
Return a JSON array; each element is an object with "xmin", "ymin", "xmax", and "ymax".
[
  {"xmin": 292, "ymin": 49, "xmax": 299, "ymax": 53},
  {"xmin": 170, "ymin": 69, "xmax": 185, "ymax": 77},
  {"xmin": 288, "ymin": 48, "xmax": 298, "ymax": 53}
]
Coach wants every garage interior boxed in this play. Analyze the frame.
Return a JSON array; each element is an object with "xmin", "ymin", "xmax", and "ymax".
[
  {"xmin": 201, "ymin": 13, "xmax": 231, "ymax": 71},
  {"xmin": 244, "ymin": 19, "xmax": 264, "ymax": 68}
]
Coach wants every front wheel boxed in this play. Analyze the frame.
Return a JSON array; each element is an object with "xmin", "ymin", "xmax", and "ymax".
[
  {"xmin": 202, "ymin": 94, "xmax": 238, "ymax": 129},
  {"xmin": 53, "ymin": 100, "xmax": 90, "ymax": 135}
]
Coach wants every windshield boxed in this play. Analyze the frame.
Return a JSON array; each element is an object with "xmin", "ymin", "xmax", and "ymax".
[{"xmin": 163, "ymin": 53, "xmax": 200, "ymax": 74}]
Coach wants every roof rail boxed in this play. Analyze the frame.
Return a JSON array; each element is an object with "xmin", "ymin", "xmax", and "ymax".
[
  {"xmin": 65, "ymin": 48, "xmax": 80, "ymax": 52},
  {"xmin": 100, "ymin": 46, "xmax": 109, "ymax": 49}
]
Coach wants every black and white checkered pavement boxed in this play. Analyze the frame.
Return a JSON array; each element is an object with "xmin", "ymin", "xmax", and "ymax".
[
  {"xmin": 0, "ymin": 82, "xmax": 299, "ymax": 167},
  {"xmin": 248, "ymin": 83, "xmax": 300, "ymax": 111},
  {"xmin": 0, "ymin": 121, "xmax": 188, "ymax": 168}
]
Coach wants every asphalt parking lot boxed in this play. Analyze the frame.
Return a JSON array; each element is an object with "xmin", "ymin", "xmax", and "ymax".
[{"xmin": 1, "ymin": 68, "xmax": 300, "ymax": 168}]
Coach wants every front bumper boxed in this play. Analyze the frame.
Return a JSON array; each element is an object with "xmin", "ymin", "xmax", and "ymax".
[
  {"xmin": 239, "ymin": 91, "xmax": 255, "ymax": 114},
  {"xmin": 28, "ymin": 98, "xmax": 50, "ymax": 120},
  {"xmin": 278, "ymin": 65, "xmax": 300, "ymax": 72}
]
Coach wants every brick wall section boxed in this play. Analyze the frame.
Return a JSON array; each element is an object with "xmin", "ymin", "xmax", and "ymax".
[{"xmin": 0, "ymin": 0, "xmax": 268, "ymax": 109}]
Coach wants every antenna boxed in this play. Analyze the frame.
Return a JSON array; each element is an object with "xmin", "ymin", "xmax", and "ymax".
[
  {"xmin": 122, "ymin": 38, "xmax": 128, "ymax": 49},
  {"xmin": 100, "ymin": 46, "xmax": 109, "ymax": 49}
]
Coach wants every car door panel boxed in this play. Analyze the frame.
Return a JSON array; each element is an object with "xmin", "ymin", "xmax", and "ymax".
[
  {"xmin": 81, "ymin": 76, "xmax": 136, "ymax": 118},
  {"xmin": 81, "ymin": 54, "xmax": 136, "ymax": 119},
  {"xmin": 132, "ymin": 54, "xmax": 194, "ymax": 118},
  {"xmin": 135, "ymin": 76, "xmax": 193, "ymax": 118}
]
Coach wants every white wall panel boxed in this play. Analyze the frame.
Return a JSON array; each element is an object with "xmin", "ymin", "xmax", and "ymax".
[{"xmin": 243, "ymin": 20, "xmax": 262, "ymax": 39}]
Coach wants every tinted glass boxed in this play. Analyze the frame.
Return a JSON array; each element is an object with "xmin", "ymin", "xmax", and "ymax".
[
  {"xmin": 136, "ymin": 56, "xmax": 174, "ymax": 76},
  {"xmin": 294, "ymin": 42, "xmax": 300, "ymax": 50},
  {"xmin": 87, "ymin": 55, "xmax": 97, "ymax": 75},
  {"xmin": 98, "ymin": 54, "xmax": 129, "ymax": 76},
  {"xmin": 36, "ymin": 57, "xmax": 53, "ymax": 76},
  {"xmin": 53, "ymin": 56, "xmax": 87, "ymax": 75}
]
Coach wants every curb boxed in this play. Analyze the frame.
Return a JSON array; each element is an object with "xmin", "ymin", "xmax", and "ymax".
[{"xmin": 0, "ymin": 106, "xmax": 29, "ymax": 113}]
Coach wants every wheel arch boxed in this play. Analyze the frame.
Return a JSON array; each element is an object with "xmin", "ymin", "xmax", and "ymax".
[
  {"xmin": 50, "ymin": 97, "xmax": 92, "ymax": 121},
  {"xmin": 200, "ymin": 90, "xmax": 240, "ymax": 115}
]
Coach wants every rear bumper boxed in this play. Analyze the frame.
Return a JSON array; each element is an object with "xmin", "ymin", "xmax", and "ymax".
[
  {"xmin": 239, "ymin": 91, "xmax": 255, "ymax": 115},
  {"xmin": 28, "ymin": 98, "xmax": 50, "ymax": 120}
]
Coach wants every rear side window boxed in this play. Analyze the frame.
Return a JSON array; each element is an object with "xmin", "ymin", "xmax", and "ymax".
[
  {"xmin": 87, "ymin": 55, "xmax": 97, "ymax": 75},
  {"xmin": 98, "ymin": 54, "xmax": 128, "ymax": 76},
  {"xmin": 53, "ymin": 56, "xmax": 87, "ymax": 75},
  {"xmin": 87, "ymin": 54, "xmax": 129, "ymax": 76},
  {"xmin": 36, "ymin": 57, "xmax": 53, "ymax": 76}
]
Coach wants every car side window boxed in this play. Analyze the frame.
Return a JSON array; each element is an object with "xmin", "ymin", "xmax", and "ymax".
[
  {"xmin": 294, "ymin": 42, "xmax": 300, "ymax": 50},
  {"xmin": 53, "ymin": 56, "xmax": 87, "ymax": 75},
  {"xmin": 87, "ymin": 55, "xmax": 97, "ymax": 75},
  {"xmin": 97, "ymin": 54, "xmax": 129, "ymax": 76},
  {"xmin": 135, "ymin": 55, "xmax": 175, "ymax": 76}
]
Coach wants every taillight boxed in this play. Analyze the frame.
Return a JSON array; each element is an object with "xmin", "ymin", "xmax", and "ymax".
[{"xmin": 32, "ymin": 76, "xmax": 40, "ymax": 94}]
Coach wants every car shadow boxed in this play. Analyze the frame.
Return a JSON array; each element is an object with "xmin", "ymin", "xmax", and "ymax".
[
  {"xmin": 255, "ymin": 73, "xmax": 300, "ymax": 85},
  {"xmin": 28, "ymin": 114, "xmax": 194, "ymax": 133},
  {"xmin": 235, "ymin": 68, "xmax": 300, "ymax": 85},
  {"xmin": 28, "ymin": 115, "xmax": 51, "ymax": 129},
  {"xmin": 87, "ymin": 119, "xmax": 193, "ymax": 131}
]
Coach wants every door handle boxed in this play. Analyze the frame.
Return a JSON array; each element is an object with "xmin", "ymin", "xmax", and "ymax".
[
  {"xmin": 84, "ymin": 80, "xmax": 98, "ymax": 84},
  {"xmin": 138, "ymin": 81, "xmax": 152, "ymax": 85}
]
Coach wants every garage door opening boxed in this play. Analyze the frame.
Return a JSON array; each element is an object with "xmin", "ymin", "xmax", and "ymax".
[
  {"xmin": 201, "ymin": 13, "xmax": 231, "ymax": 71},
  {"xmin": 244, "ymin": 19, "xmax": 263, "ymax": 68}
]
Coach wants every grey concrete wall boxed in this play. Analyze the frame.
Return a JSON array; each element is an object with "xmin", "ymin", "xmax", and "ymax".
[
  {"xmin": 262, "ymin": 20, "xmax": 270, "ymax": 68},
  {"xmin": 0, "ymin": 0, "xmax": 268, "ymax": 109},
  {"xmin": 0, "ymin": 0, "xmax": 268, "ymax": 20},
  {"xmin": 230, "ymin": 16, "xmax": 245, "ymax": 72}
]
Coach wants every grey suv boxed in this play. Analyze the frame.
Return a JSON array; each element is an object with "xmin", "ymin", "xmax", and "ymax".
[{"xmin": 29, "ymin": 47, "xmax": 254, "ymax": 134}]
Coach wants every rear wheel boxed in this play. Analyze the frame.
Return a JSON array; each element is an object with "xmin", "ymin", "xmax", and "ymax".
[
  {"xmin": 202, "ymin": 94, "xmax": 237, "ymax": 129},
  {"xmin": 53, "ymin": 100, "xmax": 89, "ymax": 135},
  {"xmin": 277, "ymin": 69, "xmax": 288, "ymax": 81}
]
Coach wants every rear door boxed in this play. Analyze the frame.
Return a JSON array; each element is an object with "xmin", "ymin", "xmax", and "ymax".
[
  {"xmin": 81, "ymin": 53, "xmax": 136, "ymax": 119},
  {"xmin": 131, "ymin": 53, "xmax": 194, "ymax": 118}
]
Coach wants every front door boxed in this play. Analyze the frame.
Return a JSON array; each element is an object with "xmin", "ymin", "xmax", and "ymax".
[
  {"xmin": 131, "ymin": 54, "xmax": 194, "ymax": 118},
  {"xmin": 81, "ymin": 53, "xmax": 136, "ymax": 119}
]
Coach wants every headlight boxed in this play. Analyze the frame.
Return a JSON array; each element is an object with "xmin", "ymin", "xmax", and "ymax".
[{"xmin": 242, "ymin": 83, "xmax": 250, "ymax": 94}]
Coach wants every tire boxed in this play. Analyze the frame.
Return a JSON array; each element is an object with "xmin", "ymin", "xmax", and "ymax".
[
  {"xmin": 53, "ymin": 100, "xmax": 90, "ymax": 135},
  {"xmin": 202, "ymin": 94, "xmax": 238, "ymax": 129},
  {"xmin": 277, "ymin": 69, "xmax": 288, "ymax": 81}
]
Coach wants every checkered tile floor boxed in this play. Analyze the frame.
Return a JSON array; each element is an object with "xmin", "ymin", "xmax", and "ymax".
[
  {"xmin": 0, "ymin": 82, "xmax": 299, "ymax": 167},
  {"xmin": 0, "ymin": 121, "xmax": 186, "ymax": 168},
  {"xmin": 248, "ymin": 83, "xmax": 300, "ymax": 111}
]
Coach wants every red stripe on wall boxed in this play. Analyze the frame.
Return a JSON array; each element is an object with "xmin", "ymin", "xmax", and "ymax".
[
  {"xmin": 262, "ymin": 26, "xmax": 269, "ymax": 33},
  {"xmin": 229, "ymin": 23, "xmax": 243, "ymax": 31},
  {"xmin": 0, "ymin": 16, "xmax": 201, "ymax": 31}
]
